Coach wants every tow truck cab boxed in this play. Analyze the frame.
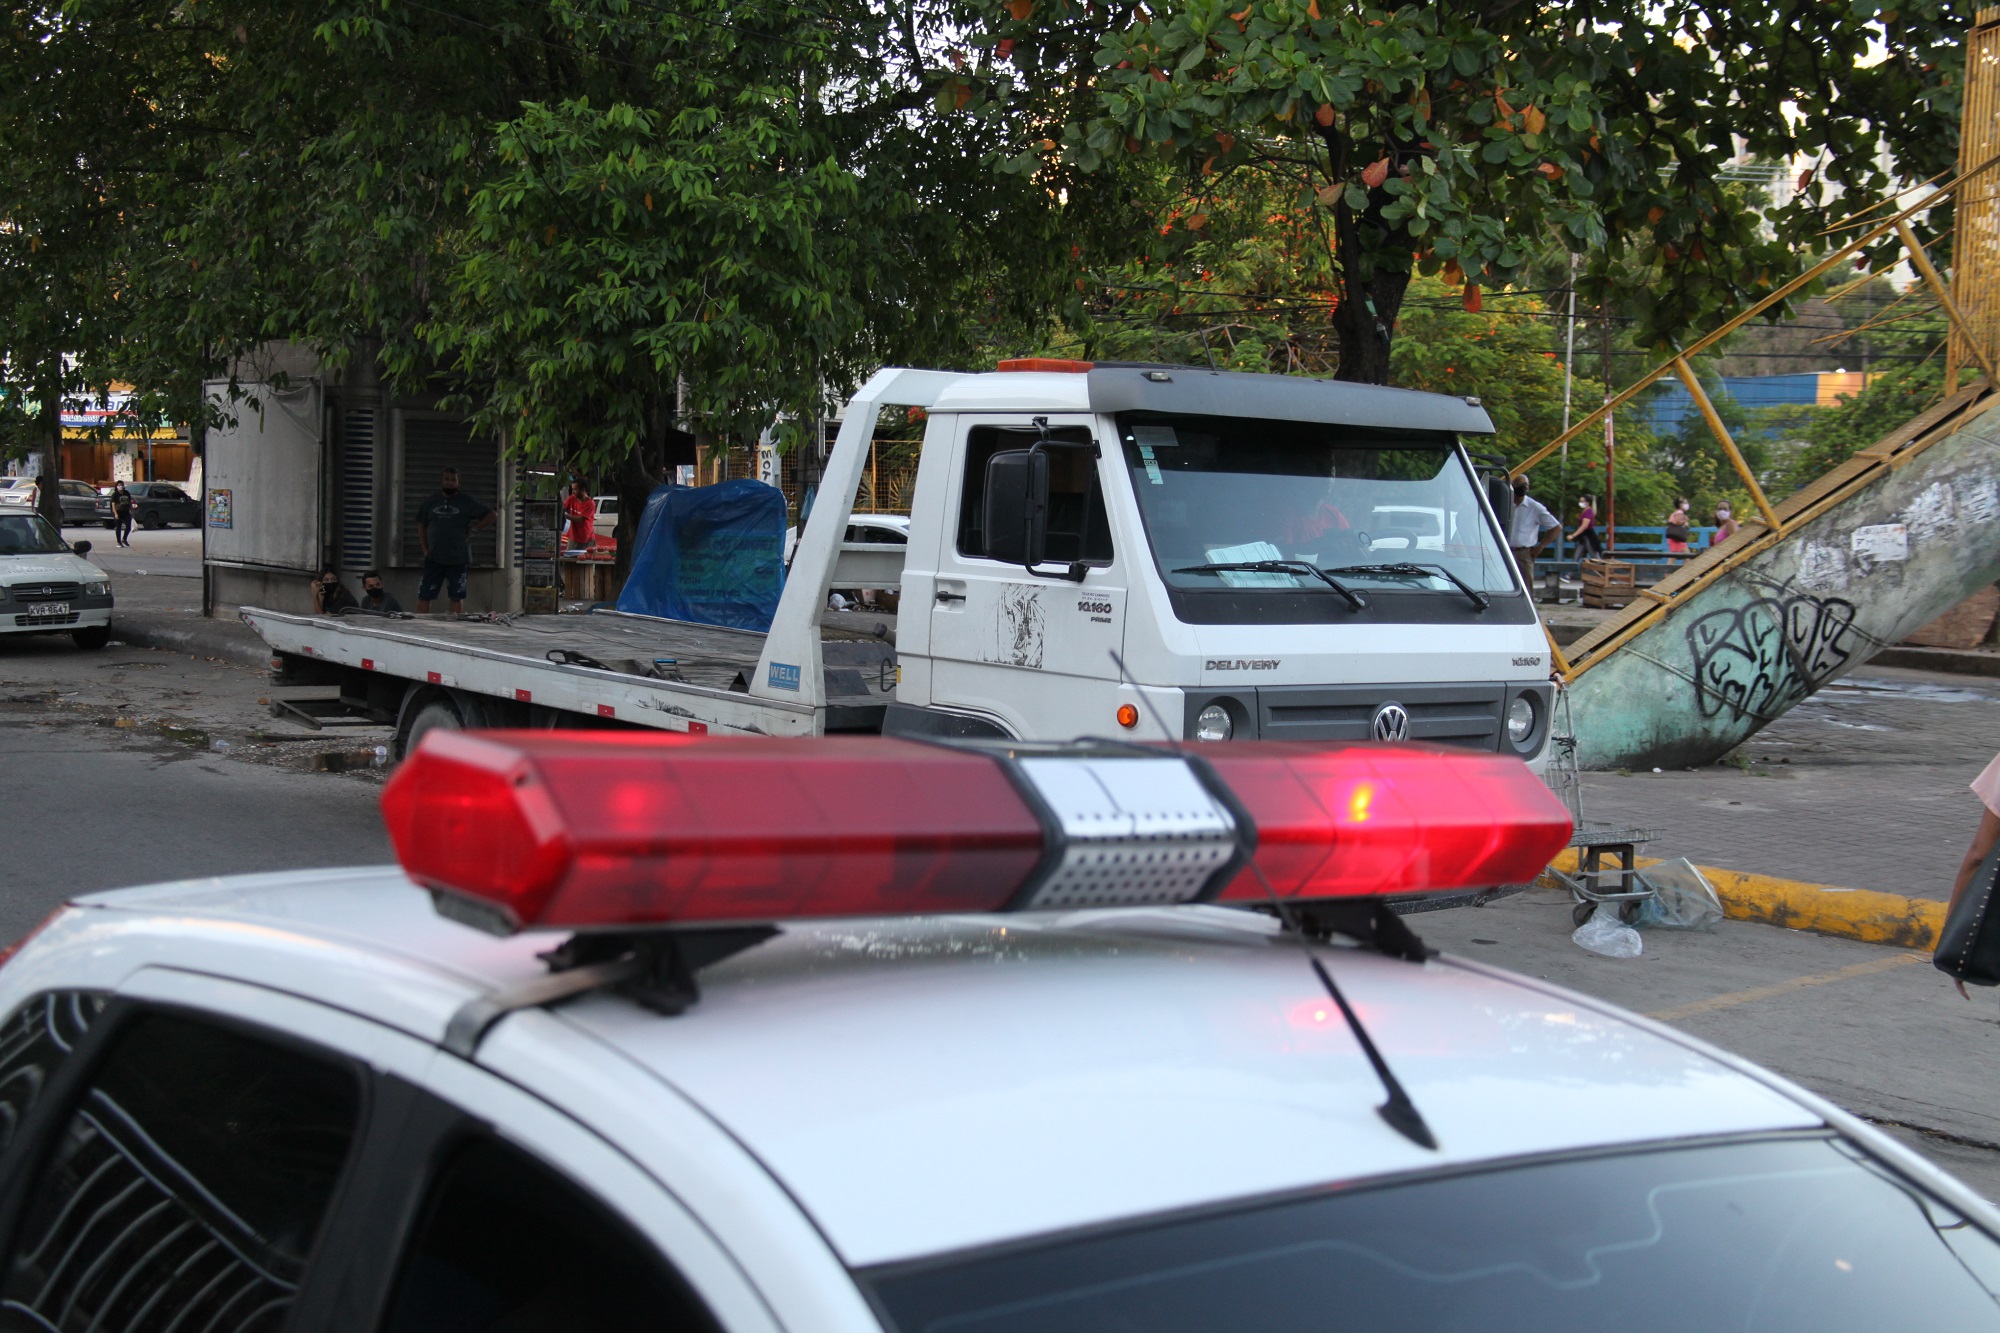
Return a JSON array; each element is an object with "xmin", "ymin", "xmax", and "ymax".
[{"xmin": 869, "ymin": 363, "xmax": 1552, "ymax": 759}]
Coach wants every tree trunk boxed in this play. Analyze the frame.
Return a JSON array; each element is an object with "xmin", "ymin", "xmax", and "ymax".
[
  {"xmin": 36, "ymin": 380, "xmax": 64, "ymax": 531},
  {"xmin": 1321, "ymin": 127, "xmax": 1417, "ymax": 386},
  {"xmin": 610, "ymin": 390, "xmax": 667, "ymax": 585}
]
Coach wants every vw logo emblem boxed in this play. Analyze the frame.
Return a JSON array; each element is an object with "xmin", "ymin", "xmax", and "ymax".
[{"xmin": 1371, "ymin": 702, "xmax": 1411, "ymax": 742}]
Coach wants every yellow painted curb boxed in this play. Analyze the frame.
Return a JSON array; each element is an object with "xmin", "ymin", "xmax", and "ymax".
[{"xmin": 1547, "ymin": 849, "xmax": 1948, "ymax": 951}]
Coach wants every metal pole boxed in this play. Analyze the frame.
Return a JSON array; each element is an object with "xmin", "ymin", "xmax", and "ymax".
[
  {"xmin": 1560, "ymin": 252, "xmax": 1577, "ymax": 562},
  {"xmin": 1670, "ymin": 355, "xmax": 1784, "ymax": 532},
  {"xmin": 1601, "ymin": 309, "xmax": 1615, "ymax": 551}
]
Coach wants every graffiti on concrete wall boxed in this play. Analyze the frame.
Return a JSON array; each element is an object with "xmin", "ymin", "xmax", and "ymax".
[{"xmin": 1686, "ymin": 578, "xmax": 1873, "ymax": 723}]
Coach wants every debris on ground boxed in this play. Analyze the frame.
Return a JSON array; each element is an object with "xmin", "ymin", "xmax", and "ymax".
[{"xmin": 1572, "ymin": 914, "xmax": 1643, "ymax": 958}]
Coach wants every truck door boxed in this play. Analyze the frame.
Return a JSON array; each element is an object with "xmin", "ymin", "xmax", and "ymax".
[{"xmin": 928, "ymin": 416, "xmax": 1128, "ymax": 738}]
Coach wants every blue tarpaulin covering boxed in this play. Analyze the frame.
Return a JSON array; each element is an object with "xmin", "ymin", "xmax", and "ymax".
[{"xmin": 614, "ymin": 480, "xmax": 787, "ymax": 630}]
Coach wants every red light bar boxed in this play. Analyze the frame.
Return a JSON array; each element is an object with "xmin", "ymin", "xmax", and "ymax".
[
  {"xmin": 382, "ymin": 733, "xmax": 1572, "ymax": 934},
  {"xmin": 1206, "ymin": 744, "xmax": 1572, "ymax": 902},
  {"xmin": 995, "ymin": 357, "xmax": 1093, "ymax": 373}
]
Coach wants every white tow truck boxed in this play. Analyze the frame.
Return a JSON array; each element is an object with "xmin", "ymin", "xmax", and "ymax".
[{"xmin": 245, "ymin": 361, "xmax": 1556, "ymax": 758}]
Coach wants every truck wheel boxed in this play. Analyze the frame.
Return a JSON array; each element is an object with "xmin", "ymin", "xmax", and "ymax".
[
  {"xmin": 72, "ymin": 625, "xmax": 110, "ymax": 650},
  {"xmin": 399, "ymin": 697, "xmax": 463, "ymax": 759}
]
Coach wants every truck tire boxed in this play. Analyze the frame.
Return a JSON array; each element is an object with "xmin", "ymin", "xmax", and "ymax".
[
  {"xmin": 72, "ymin": 625, "xmax": 110, "ymax": 650},
  {"xmin": 399, "ymin": 696, "xmax": 463, "ymax": 759}
]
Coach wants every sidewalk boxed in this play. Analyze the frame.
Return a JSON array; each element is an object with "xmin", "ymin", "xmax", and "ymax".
[
  {"xmin": 1573, "ymin": 664, "xmax": 2000, "ymax": 935},
  {"xmin": 82, "ymin": 529, "xmax": 272, "ymax": 670},
  {"xmin": 105, "ymin": 569, "xmax": 271, "ymax": 670}
]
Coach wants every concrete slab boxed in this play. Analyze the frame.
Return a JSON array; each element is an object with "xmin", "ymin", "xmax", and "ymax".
[{"xmin": 1578, "ymin": 664, "xmax": 2000, "ymax": 902}]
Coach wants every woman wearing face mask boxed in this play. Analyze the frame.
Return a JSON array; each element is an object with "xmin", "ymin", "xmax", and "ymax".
[{"xmin": 1712, "ymin": 502, "xmax": 1738, "ymax": 546}]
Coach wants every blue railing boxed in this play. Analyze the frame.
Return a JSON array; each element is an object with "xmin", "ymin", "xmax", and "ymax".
[{"xmin": 1548, "ymin": 524, "xmax": 1721, "ymax": 562}]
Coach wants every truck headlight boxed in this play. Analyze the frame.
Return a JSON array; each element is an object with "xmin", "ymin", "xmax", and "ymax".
[
  {"xmin": 1506, "ymin": 695, "xmax": 1536, "ymax": 745},
  {"xmin": 1194, "ymin": 704, "xmax": 1234, "ymax": 742},
  {"xmin": 85, "ymin": 582, "xmax": 109, "ymax": 597}
]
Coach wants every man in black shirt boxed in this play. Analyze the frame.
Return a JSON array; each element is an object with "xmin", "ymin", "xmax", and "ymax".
[
  {"xmin": 415, "ymin": 468, "xmax": 495, "ymax": 613},
  {"xmin": 359, "ymin": 569, "xmax": 403, "ymax": 613}
]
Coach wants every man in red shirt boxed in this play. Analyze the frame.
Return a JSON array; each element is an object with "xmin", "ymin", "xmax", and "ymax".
[{"xmin": 563, "ymin": 481, "xmax": 597, "ymax": 551}]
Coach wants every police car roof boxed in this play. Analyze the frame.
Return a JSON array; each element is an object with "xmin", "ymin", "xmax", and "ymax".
[{"xmin": 56, "ymin": 869, "xmax": 1817, "ymax": 1266}]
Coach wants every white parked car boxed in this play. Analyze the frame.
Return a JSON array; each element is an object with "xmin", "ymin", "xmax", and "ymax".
[
  {"xmin": 0, "ymin": 511, "xmax": 111, "ymax": 649},
  {"xmin": 0, "ymin": 478, "xmax": 33, "ymax": 509},
  {"xmin": 1, "ymin": 732, "xmax": 1995, "ymax": 1332},
  {"xmin": 594, "ymin": 493, "xmax": 619, "ymax": 542}
]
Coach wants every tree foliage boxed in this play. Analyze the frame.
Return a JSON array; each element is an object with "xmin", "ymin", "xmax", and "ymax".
[
  {"xmin": 1, "ymin": 0, "xmax": 1097, "ymax": 525},
  {"xmin": 969, "ymin": 0, "xmax": 1973, "ymax": 382}
]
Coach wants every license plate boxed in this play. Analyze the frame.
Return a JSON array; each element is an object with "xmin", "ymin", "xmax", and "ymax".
[{"xmin": 28, "ymin": 602, "xmax": 69, "ymax": 617}]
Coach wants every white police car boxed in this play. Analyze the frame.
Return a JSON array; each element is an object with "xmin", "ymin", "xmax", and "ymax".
[
  {"xmin": 0, "ymin": 511, "xmax": 112, "ymax": 649},
  {"xmin": 0, "ymin": 734, "xmax": 1996, "ymax": 1332}
]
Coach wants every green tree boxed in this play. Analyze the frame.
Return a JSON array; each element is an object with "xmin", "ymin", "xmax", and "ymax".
[
  {"xmin": 5, "ymin": 0, "xmax": 1092, "ymax": 566},
  {"xmin": 972, "ymin": 0, "xmax": 1972, "ymax": 383}
]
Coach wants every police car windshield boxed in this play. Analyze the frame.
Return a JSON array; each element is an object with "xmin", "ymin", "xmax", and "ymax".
[
  {"xmin": 1117, "ymin": 412, "xmax": 1515, "ymax": 597},
  {"xmin": 865, "ymin": 1137, "xmax": 2000, "ymax": 1332},
  {"xmin": 0, "ymin": 514, "xmax": 66, "ymax": 556}
]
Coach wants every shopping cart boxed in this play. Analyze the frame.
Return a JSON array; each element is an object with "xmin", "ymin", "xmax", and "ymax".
[{"xmin": 1542, "ymin": 685, "xmax": 1660, "ymax": 927}]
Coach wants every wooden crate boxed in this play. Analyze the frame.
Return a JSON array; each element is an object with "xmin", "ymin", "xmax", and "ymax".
[{"xmin": 1581, "ymin": 558, "xmax": 1637, "ymax": 609}]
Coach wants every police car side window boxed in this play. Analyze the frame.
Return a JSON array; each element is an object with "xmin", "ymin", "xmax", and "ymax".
[
  {"xmin": 381, "ymin": 1134, "xmax": 718, "ymax": 1333},
  {"xmin": 0, "ymin": 992, "xmax": 107, "ymax": 1152},
  {"xmin": 0, "ymin": 1009, "xmax": 360, "ymax": 1332}
]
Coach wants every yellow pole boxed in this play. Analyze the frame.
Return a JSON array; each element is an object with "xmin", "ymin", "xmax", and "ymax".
[
  {"xmin": 1670, "ymin": 356, "xmax": 1783, "ymax": 533},
  {"xmin": 1897, "ymin": 218, "xmax": 1999, "ymax": 384},
  {"xmin": 1510, "ymin": 151, "xmax": 2000, "ymax": 480}
]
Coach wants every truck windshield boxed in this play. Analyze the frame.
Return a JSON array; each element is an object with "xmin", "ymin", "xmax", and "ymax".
[
  {"xmin": 0, "ymin": 515, "xmax": 66, "ymax": 556},
  {"xmin": 864, "ymin": 1136, "xmax": 2000, "ymax": 1333},
  {"xmin": 1115, "ymin": 412, "xmax": 1516, "ymax": 598}
]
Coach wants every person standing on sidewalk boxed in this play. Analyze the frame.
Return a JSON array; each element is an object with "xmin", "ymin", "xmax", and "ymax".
[
  {"xmin": 562, "ymin": 480, "xmax": 597, "ymax": 552},
  {"xmin": 1953, "ymin": 755, "xmax": 2000, "ymax": 912},
  {"xmin": 1568, "ymin": 495, "xmax": 1605, "ymax": 560},
  {"xmin": 1712, "ymin": 502, "xmax": 1738, "ymax": 547},
  {"xmin": 414, "ymin": 467, "xmax": 495, "ymax": 614},
  {"xmin": 1665, "ymin": 497, "xmax": 1693, "ymax": 556},
  {"xmin": 110, "ymin": 481, "xmax": 134, "ymax": 547},
  {"xmin": 1508, "ymin": 476, "xmax": 1560, "ymax": 588}
]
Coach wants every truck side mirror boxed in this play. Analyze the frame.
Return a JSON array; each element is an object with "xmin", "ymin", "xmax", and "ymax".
[
  {"xmin": 983, "ymin": 449, "xmax": 1049, "ymax": 567},
  {"xmin": 1486, "ymin": 475, "xmax": 1516, "ymax": 540}
]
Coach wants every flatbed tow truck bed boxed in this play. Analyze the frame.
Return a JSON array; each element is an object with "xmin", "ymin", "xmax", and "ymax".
[{"xmin": 244, "ymin": 607, "xmax": 898, "ymax": 739}]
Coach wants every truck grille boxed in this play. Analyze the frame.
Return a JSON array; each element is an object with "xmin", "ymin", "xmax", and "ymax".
[
  {"xmin": 1256, "ymin": 683, "xmax": 1506, "ymax": 750},
  {"xmin": 16, "ymin": 611, "xmax": 80, "ymax": 626}
]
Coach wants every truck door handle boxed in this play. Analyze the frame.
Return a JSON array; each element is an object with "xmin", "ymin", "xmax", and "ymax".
[{"xmin": 935, "ymin": 590, "xmax": 966, "ymax": 603}]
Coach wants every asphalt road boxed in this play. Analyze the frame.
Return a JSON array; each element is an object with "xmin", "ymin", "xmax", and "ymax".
[{"xmin": 0, "ymin": 629, "xmax": 392, "ymax": 941}]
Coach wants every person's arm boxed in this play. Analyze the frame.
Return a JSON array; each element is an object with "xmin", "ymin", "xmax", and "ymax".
[
  {"xmin": 1534, "ymin": 505, "xmax": 1560, "ymax": 552},
  {"xmin": 1951, "ymin": 809, "xmax": 2000, "ymax": 910},
  {"xmin": 418, "ymin": 504, "xmax": 430, "ymax": 558}
]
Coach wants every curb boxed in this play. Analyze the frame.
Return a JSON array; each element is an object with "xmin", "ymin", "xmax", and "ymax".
[
  {"xmin": 109, "ymin": 611, "xmax": 272, "ymax": 672},
  {"xmin": 1550, "ymin": 850, "xmax": 1947, "ymax": 950},
  {"xmin": 1867, "ymin": 644, "xmax": 2000, "ymax": 678}
]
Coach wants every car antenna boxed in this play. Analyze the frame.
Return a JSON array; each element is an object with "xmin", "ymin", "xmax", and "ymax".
[
  {"xmin": 1196, "ymin": 328, "xmax": 1220, "ymax": 372},
  {"xmin": 1107, "ymin": 650, "xmax": 1440, "ymax": 1151}
]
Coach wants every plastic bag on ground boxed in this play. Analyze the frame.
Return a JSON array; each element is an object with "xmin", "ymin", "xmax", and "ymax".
[
  {"xmin": 1572, "ymin": 914, "xmax": 1643, "ymax": 958},
  {"xmin": 1634, "ymin": 858, "xmax": 1725, "ymax": 931}
]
